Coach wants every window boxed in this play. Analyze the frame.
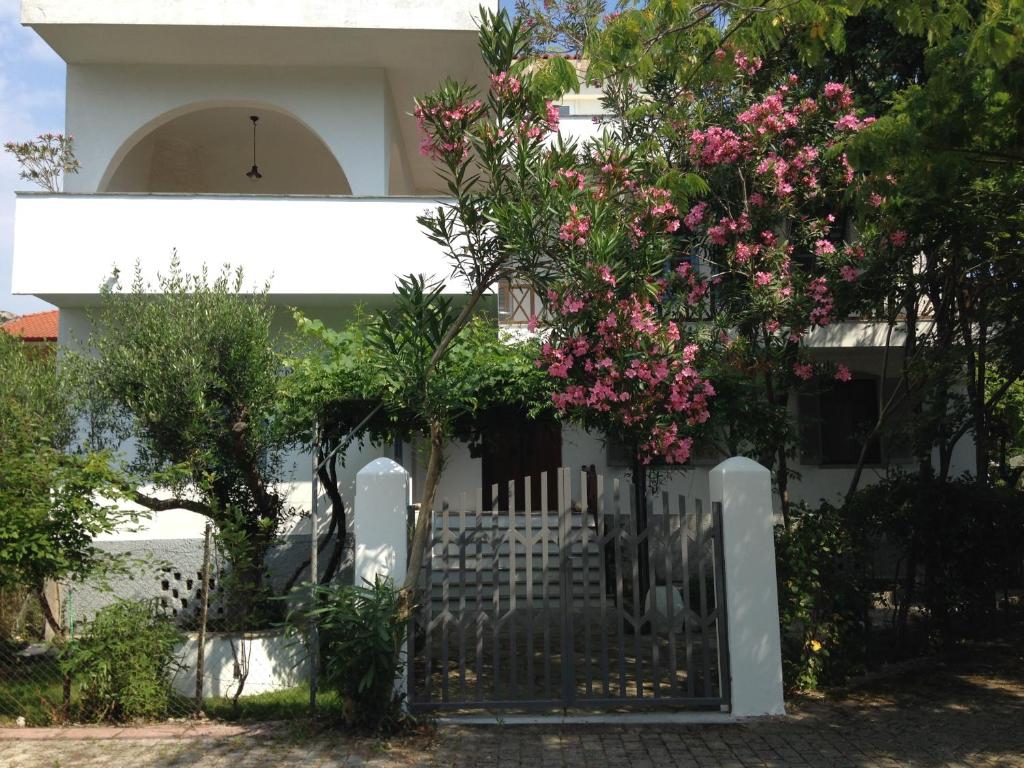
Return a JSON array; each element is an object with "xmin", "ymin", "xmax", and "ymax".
[
  {"xmin": 479, "ymin": 409, "xmax": 562, "ymax": 511},
  {"xmin": 799, "ymin": 377, "xmax": 882, "ymax": 466}
]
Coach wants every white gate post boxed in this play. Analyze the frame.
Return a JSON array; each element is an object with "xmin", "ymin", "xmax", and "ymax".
[
  {"xmin": 709, "ymin": 456, "xmax": 786, "ymax": 717},
  {"xmin": 354, "ymin": 457, "xmax": 410, "ymax": 699}
]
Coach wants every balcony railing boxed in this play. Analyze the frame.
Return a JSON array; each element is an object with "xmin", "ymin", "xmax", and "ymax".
[{"xmin": 11, "ymin": 193, "xmax": 466, "ymax": 301}]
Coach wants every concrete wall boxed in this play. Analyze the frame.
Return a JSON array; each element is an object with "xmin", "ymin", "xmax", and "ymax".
[
  {"xmin": 66, "ymin": 64, "xmax": 395, "ymax": 196},
  {"xmin": 13, "ymin": 194, "xmax": 465, "ymax": 301},
  {"xmin": 171, "ymin": 631, "xmax": 309, "ymax": 699}
]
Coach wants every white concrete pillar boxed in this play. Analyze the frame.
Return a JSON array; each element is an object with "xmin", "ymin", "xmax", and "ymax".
[
  {"xmin": 353, "ymin": 457, "xmax": 411, "ymax": 702},
  {"xmin": 354, "ymin": 457, "xmax": 410, "ymax": 588},
  {"xmin": 709, "ymin": 456, "xmax": 786, "ymax": 717}
]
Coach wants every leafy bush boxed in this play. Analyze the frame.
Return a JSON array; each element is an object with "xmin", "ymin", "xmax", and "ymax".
[
  {"xmin": 302, "ymin": 578, "xmax": 406, "ymax": 732},
  {"xmin": 775, "ymin": 502, "xmax": 870, "ymax": 691},
  {"xmin": 60, "ymin": 600, "xmax": 182, "ymax": 722},
  {"xmin": 846, "ymin": 475, "xmax": 1024, "ymax": 639}
]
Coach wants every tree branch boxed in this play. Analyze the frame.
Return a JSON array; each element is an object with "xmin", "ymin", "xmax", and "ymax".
[{"xmin": 133, "ymin": 491, "xmax": 212, "ymax": 516}]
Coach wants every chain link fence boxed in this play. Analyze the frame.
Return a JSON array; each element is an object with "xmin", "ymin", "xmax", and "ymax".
[{"xmin": 0, "ymin": 526, "xmax": 346, "ymax": 726}]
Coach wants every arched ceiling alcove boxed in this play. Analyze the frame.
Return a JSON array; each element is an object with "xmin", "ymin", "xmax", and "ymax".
[{"xmin": 103, "ymin": 105, "xmax": 351, "ymax": 196}]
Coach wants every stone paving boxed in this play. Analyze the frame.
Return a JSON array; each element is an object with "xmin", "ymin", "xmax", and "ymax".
[{"xmin": 2, "ymin": 639, "xmax": 1021, "ymax": 768}]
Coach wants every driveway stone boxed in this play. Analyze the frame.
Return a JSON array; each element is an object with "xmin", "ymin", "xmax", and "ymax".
[{"xmin": 2, "ymin": 639, "xmax": 1021, "ymax": 767}]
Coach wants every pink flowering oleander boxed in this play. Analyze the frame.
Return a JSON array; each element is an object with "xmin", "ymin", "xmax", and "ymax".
[
  {"xmin": 559, "ymin": 204, "xmax": 591, "ymax": 246},
  {"xmin": 823, "ymin": 83, "xmax": 854, "ymax": 108},
  {"xmin": 890, "ymin": 230, "xmax": 909, "ymax": 247},
  {"xmin": 733, "ymin": 49, "xmax": 763, "ymax": 76},
  {"xmin": 684, "ymin": 202, "xmax": 708, "ymax": 231},
  {"xmin": 539, "ymin": 282, "xmax": 715, "ymax": 466},
  {"xmin": 490, "ymin": 71, "xmax": 522, "ymax": 98},
  {"xmin": 551, "ymin": 168, "xmax": 586, "ymax": 191},
  {"xmin": 689, "ymin": 126, "xmax": 748, "ymax": 166},
  {"xmin": 545, "ymin": 101, "xmax": 560, "ymax": 132},
  {"xmin": 815, "ymin": 239, "xmax": 837, "ymax": 256},
  {"xmin": 840, "ymin": 265, "xmax": 858, "ymax": 283},
  {"xmin": 835, "ymin": 364, "xmax": 853, "ymax": 382},
  {"xmin": 793, "ymin": 362, "xmax": 814, "ymax": 381},
  {"xmin": 754, "ymin": 271, "xmax": 773, "ymax": 287}
]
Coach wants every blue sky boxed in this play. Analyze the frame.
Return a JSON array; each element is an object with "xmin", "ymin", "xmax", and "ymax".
[{"xmin": 0, "ymin": 0, "xmax": 65, "ymax": 315}]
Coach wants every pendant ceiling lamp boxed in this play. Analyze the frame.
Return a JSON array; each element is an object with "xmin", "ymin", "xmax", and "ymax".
[{"xmin": 246, "ymin": 115, "xmax": 262, "ymax": 180}]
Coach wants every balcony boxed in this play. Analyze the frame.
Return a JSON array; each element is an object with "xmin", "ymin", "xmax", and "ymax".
[{"xmin": 11, "ymin": 193, "xmax": 467, "ymax": 304}]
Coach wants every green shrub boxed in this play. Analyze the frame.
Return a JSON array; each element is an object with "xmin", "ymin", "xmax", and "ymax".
[
  {"xmin": 845, "ymin": 474, "xmax": 1024, "ymax": 639},
  {"xmin": 60, "ymin": 599, "xmax": 182, "ymax": 722},
  {"xmin": 775, "ymin": 502, "xmax": 870, "ymax": 691},
  {"xmin": 302, "ymin": 577, "xmax": 406, "ymax": 732}
]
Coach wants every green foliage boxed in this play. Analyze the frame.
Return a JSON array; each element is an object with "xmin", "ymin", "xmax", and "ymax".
[
  {"xmin": 775, "ymin": 502, "xmax": 870, "ymax": 691},
  {"xmin": 283, "ymin": 294, "xmax": 553, "ymax": 450},
  {"xmin": 299, "ymin": 578, "xmax": 407, "ymax": 732},
  {"xmin": 846, "ymin": 475, "xmax": 1024, "ymax": 636},
  {"xmin": 0, "ymin": 333, "xmax": 133, "ymax": 629},
  {"xmin": 82, "ymin": 257, "xmax": 294, "ymax": 621},
  {"xmin": 3, "ymin": 132, "xmax": 79, "ymax": 192},
  {"xmin": 514, "ymin": 0, "xmax": 605, "ymax": 56},
  {"xmin": 59, "ymin": 600, "xmax": 183, "ymax": 722}
]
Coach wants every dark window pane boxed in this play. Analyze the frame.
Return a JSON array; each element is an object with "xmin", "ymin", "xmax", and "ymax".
[
  {"xmin": 481, "ymin": 411, "xmax": 562, "ymax": 511},
  {"xmin": 820, "ymin": 379, "xmax": 881, "ymax": 465}
]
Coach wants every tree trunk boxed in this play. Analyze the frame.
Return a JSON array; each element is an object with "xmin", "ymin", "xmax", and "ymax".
[{"xmin": 401, "ymin": 420, "xmax": 445, "ymax": 607}]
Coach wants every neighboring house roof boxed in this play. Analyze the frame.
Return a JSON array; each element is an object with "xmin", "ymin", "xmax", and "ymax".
[{"xmin": 0, "ymin": 310, "xmax": 59, "ymax": 342}]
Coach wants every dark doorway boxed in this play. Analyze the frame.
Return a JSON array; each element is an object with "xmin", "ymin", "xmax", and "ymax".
[{"xmin": 479, "ymin": 410, "xmax": 562, "ymax": 511}]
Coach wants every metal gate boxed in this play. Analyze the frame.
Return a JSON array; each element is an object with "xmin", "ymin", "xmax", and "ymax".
[{"xmin": 407, "ymin": 467, "xmax": 730, "ymax": 713}]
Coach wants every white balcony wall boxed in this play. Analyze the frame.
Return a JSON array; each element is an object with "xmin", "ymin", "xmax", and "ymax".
[
  {"xmin": 12, "ymin": 194, "xmax": 466, "ymax": 303},
  {"xmin": 66, "ymin": 64, "xmax": 406, "ymax": 196}
]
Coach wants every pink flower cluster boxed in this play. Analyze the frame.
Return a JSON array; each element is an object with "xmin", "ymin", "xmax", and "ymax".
[
  {"xmin": 540, "ymin": 287, "xmax": 715, "ymax": 466},
  {"xmin": 737, "ymin": 93, "xmax": 800, "ymax": 135},
  {"xmin": 490, "ymin": 71, "xmax": 522, "ymax": 98},
  {"xmin": 551, "ymin": 168, "xmax": 586, "ymax": 190},
  {"xmin": 546, "ymin": 101, "xmax": 560, "ymax": 132},
  {"xmin": 414, "ymin": 98, "xmax": 482, "ymax": 161},
  {"xmin": 807, "ymin": 276, "xmax": 834, "ymax": 326},
  {"xmin": 559, "ymin": 204, "xmax": 591, "ymax": 246},
  {"xmin": 676, "ymin": 262, "xmax": 709, "ymax": 306},
  {"xmin": 733, "ymin": 50, "xmax": 763, "ymax": 76},
  {"xmin": 708, "ymin": 213, "xmax": 751, "ymax": 246},
  {"xmin": 684, "ymin": 202, "xmax": 708, "ymax": 231},
  {"xmin": 689, "ymin": 126, "xmax": 748, "ymax": 166},
  {"xmin": 823, "ymin": 82, "xmax": 854, "ymax": 109}
]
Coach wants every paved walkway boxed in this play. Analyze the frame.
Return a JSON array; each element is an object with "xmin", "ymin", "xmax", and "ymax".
[{"xmin": 2, "ymin": 639, "xmax": 1021, "ymax": 767}]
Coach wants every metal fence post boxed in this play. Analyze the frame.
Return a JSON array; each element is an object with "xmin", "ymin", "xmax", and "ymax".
[
  {"xmin": 194, "ymin": 521, "xmax": 213, "ymax": 715},
  {"xmin": 309, "ymin": 445, "xmax": 319, "ymax": 713}
]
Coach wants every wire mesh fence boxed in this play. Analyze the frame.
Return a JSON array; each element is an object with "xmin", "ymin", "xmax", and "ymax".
[{"xmin": 0, "ymin": 522, "xmax": 336, "ymax": 726}]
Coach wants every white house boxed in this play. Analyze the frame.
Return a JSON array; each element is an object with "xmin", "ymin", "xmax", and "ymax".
[{"xmin": 10, "ymin": 1, "xmax": 974, "ymax": 630}]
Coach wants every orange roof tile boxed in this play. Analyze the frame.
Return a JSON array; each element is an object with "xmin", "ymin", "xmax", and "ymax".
[{"xmin": 1, "ymin": 310, "xmax": 59, "ymax": 342}]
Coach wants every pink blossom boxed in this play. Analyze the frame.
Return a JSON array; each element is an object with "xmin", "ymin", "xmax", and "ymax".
[
  {"xmin": 690, "ymin": 126, "xmax": 748, "ymax": 165},
  {"xmin": 793, "ymin": 362, "xmax": 814, "ymax": 381},
  {"xmin": 815, "ymin": 239, "xmax": 836, "ymax": 256},
  {"xmin": 559, "ymin": 204, "xmax": 591, "ymax": 246},
  {"xmin": 684, "ymin": 202, "xmax": 708, "ymax": 230},
  {"xmin": 490, "ymin": 71, "xmax": 522, "ymax": 98},
  {"xmin": 823, "ymin": 82, "xmax": 854, "ymax": 108},
  {"xmin": 754, "ymin": 271, "xmax": 773, "ymax": 286},
  {"xmin": 890, "ymin": 229, "xmax": 908, "ymax": 247},
  {"xmin": 545, "ymin": 101, "xmax": 560, "ymax": 131},
  {"xmin": 840, "ymin": 265, "xmax": 858, "ymax": 282},
  {"xmin": 835, "ymin": 364, "xmax": 853, "ymax": 382}
]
